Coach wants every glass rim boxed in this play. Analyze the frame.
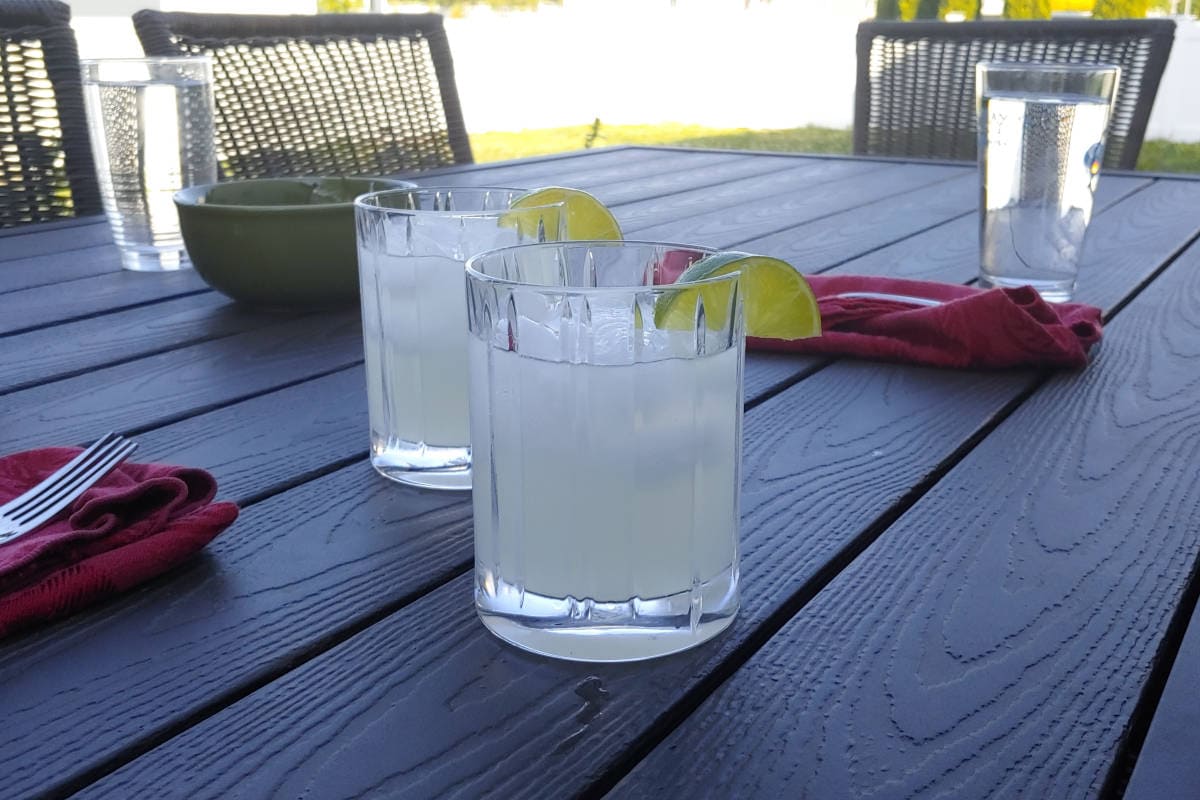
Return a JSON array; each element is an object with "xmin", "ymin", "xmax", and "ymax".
[
  {"xmin": 465, "ymin": 239, "xmax": 740, "ymax": 296},
  {"xmin": 354, "ymin": 186, "xmax": 549, "ymax": 218},
  {"xmin": 975, "ymin": 61, "xmax": 1121, "ymax": 75}
]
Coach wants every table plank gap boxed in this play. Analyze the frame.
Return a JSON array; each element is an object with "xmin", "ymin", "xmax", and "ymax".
[
  {"xmin": 1099, "ymin": 553, "xmax": 1200, "ymax": 799},
  {"xmin": 608, "ymin": 222, "xmax": 1200, "ymax": 800},
  {"xmin": 63, "ymin": 173, "xmax": 1200, "ymax": 800}
]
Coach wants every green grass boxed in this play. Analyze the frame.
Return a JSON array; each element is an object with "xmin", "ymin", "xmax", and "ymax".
[{"xmin": 469, "ymin": 122, "xmax": 1200, "ymax": 174}]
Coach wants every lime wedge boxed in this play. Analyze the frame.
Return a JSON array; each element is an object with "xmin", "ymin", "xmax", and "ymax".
[
  {"xmin": 656, "ymin": 252, "xmax": 822, "ymax": 340},
  {"xmin": 505, "ymin": 186, "xmax": 623, "ymax": 241}
]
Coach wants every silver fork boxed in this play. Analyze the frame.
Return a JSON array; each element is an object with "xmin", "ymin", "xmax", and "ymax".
[{"xmin": 0, "ymin": 432, "xmax": 139, "ymax": 545}]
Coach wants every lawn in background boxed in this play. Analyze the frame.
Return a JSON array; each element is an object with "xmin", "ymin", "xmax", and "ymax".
[{"xmin": 469, "ymin": 123, "xmax": 1200, "ymax": 173}]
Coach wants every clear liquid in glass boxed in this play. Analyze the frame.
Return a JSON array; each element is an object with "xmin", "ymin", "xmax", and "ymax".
[
  {"xmin": 979, "ymin": 91, "xmax": 1110, "ymax": 302},
  {"xmin": 84, "ymin": 77, "xmax": 216, "ymax": 271}
]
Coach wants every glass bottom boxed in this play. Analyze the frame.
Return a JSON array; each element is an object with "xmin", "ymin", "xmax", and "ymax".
[
  {"xmin": 119, "ymin": 246, "xmax": 190, "ymax": 272},
  {"xmin": 476, "ymin": 574, "xmax": 738, "ymax": 663},
  {"xmin": 371, "ymin": 439, "xmax": 471, "ymax": 491},
  {"xmin": 979, "ymin": 272, "xmax": 1075, "ymax": 303}
]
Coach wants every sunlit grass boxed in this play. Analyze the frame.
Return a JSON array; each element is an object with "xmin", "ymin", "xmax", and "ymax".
[{"xmin": 469, "ymin": 122, "xmax": 1200, "ymax": 174}]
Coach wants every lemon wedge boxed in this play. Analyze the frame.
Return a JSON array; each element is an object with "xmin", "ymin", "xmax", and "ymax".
[
  {"xmin": 504, "ymin": 186, "xmax": 623, "ymax": 241},
  {"xmin": 656, "ymin": 252, "xmax": 821, "ymax": 339}
]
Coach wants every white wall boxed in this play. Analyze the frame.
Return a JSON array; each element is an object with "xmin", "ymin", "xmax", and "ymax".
[
  {"xmin": 447, "ymin": 0, "xmax": 872, "ymax": 132},
  {"xmin": 1145, "ymin": 17, "xmax": 1200, "ymax": 142},
  {"xmin": 66, "ymin": 0, "xmax": 317, "ymax": 60},
  {"xmin": 59, "ymin": 0, "xmax": 1200, "ymax": 142}
]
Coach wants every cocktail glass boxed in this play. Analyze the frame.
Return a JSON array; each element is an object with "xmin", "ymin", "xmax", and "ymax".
[
  {"xmin": 466, "ymin": 240, "xmax": 745, "ymax": 662},
  {"xmin": 354, "ymin": 188, "xmax": 566, "ymax": 490}
]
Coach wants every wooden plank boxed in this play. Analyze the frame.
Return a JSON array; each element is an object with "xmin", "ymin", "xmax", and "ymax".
[
  {"xmin": 0, "ymin": 161, "xmax": 970, "ymax": 393},
  {"xmin": 1123, "ymin": 594, "xmax": 1200, "ymax": 799},
  {"xmin": 0, "ymin": 217, "xmax": 109, "ymax": 262},
  {"xmin": 611, "ymin": 226, "xmax": 1200, "ymax": 800},
  {"xmin": 624, "ymin": 163, "xmax": 965, "ymax": 243},
  {"xmin": 0, "ymin": 244, "xmax": 123, "ymax": 296},
  {"xmin": 64, "ymin": 179, "xmax": 1200, "ymax": 800},
  {"xmin": 420, "ymin": 148, "xmax": 744, "ymax": 190},
  {"xmin": 41, "ymin": 361, "xmax": 1021, "ymax": 800},
  {"xmin": 748, "ymin": 174, "xmax": 1149, "ymax": 273},
  {"xmin": 411, "ymin": 146, "xmax": 691, "ymax": 188},
  {"xmin": 0, "ymin": 311, "xmax": 363, "ymax": 452},
  {"xmin": 0, "ymin": 462, "xmax": 476, "ymax": 800},
  {"xmin": 0, "ymin": 268, "xmax": 211, "ymax": 337},
  {"xmin": 0, "ymin": 294, "xmax": 303, "ymax": 394},
  {"xmin": 0, "ymin": 149, "xmax": 698, "ymax": 296},
  {"xmin": 726, "ymin": 175, "xmax": 1150, "ymax": 402}
]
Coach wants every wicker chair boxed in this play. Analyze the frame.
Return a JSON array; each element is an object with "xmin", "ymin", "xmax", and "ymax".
[
  {"xmin": 133, "ymin": 11, "xmax": 472, "ymax": 180},
  {"xmin": 854, "ymin": 19, "xmax": 1176, "ymax": 170},
  {"xmin": 0, "ymin": 0, "xmax": 99, "ymax": 228}
]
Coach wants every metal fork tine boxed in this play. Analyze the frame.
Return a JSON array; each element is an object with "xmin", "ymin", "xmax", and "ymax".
[
  {"xmin": 4, "ymin": 434, "xmax": 128, "ymax": 520},
  {"xmin": 0, "ymin": 432, "xmax": 121, "ymax": 517},
  {"xmin": 0, "ymin": 439, "xmax": 139, "ymax": 544},
  {"xmin": 10, "ymin": 438, "xmax": 137, "ymax": 524}
]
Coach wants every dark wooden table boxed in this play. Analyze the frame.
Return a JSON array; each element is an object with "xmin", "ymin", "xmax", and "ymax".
[{"xmin": 1, "ymin": 147, "xmax": 1198, "ymax": 800}]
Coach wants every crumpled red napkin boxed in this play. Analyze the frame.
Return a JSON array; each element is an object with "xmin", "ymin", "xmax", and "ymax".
[
  {"xmin": 0, "ymin": 447, "xmax": 238, "ymax": 639},
  {"xmin": 752, "ymin": 274, "xmax": 1102, "ymax": 369}
]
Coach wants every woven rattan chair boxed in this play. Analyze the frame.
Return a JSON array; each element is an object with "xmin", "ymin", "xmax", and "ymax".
[
  {"xmin": 855, "ymin": 19, "xmax": 1176, "ymax": 170},
  {"xmin": 0, "ymin": 0, "xmax": 99, "ymax": 228},
  {"xmin": 133, "ymin": 11, "xmax": 472, "ymax": 180}
]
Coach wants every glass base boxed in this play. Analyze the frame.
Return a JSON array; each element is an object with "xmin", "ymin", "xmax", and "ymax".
[
  {"xmin": 979, "ymin": 273, "xmax": 1075, "ymax": 303},
  {"xmin": 373, "ymin": 461, "xmax": 472, "ymax": 490},
  {"xmin": 119, "ymin": 247, "xmax": 191, "ymax": 272},
  {"xmin": 370, "ymin": 439, "xmax": 471, "ymax": 491},
  {"xmin": 476, "ymin": 575, "xmax": 738, "ymax": 663}
]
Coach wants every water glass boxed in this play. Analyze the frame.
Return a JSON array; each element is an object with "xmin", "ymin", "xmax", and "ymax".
[
  {"xmin": 354, "ymin": 188, "xmax": 566, "ymax": 491},
  {"xmin": 976, "ymin": 62, "xmax": 1120, "ymax": 302},
  {"xmin": 81, "ymin": 57, "xmax": 217, "ymax": 272},
  {"xmin": 466, "ymin": 240, "xmax": 745, "ymax": 662}
]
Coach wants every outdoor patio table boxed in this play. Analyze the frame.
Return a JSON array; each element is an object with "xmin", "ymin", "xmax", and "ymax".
[{"xmin": 0, "ymin": 147, "xmax": 1197, "ymax": 799}]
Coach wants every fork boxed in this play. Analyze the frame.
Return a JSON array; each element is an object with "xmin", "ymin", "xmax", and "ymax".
[
  {"xmin": 831, "ymin": 292, "xmax": 944, "ymax": 307},
  {"xmin": 0, "ymin": 432, "xmax": 139, "ymax": 545}
]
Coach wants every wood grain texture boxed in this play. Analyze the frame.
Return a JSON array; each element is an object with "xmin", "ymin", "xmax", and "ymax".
[
  {"xmin": 0, "ymin": 243, "xmax": 123, "ymax": 295},
  {"xmin": 423, "ymin": 148, "xmax": 745, "ymax": 191},
  {"xmin": 611, "ymin": 225, "xmax": 1200, "ymax": 800},
  {"xmin": 0, "ymin": 348, "xmax": 825, "ymax": 798},
  {"xmin": 69, "ymin": 173, "xmax": 1200, "ymax": 800},
  {"xmin": 0, "ymin": 311, "xmax": 363, "ymax": 451},
  {"xmin": 75, "ymin": 361, "xmax": 1029, "ymax": 800},
  {"xmin": 626, "ymin": 164, "xmax": 965, "ymax": 246},
  {"xmin": 0, "ymin": 217, "xmax": 109, "ymax": 263},
  {"xmin": 0, "ymin": 462, "xmax": 475, "ymax": 800},
  {"xmin": 2, "ymin": 153, "xmax": 1192, "ymax": 800},
  {"xmin": 411, "ymin": 146, "xmax": 691, "ymax": 189},
  {"xmin": 0, "ymin": 268, "xmax": 210, "ymax": 336},
  {"xmin": 1123, "ymin": 590, "xmax": 1200, "ymax": 799},
  {"xmin": 0, "ymin": 293, "xmax": 303, "ymax": 393}
]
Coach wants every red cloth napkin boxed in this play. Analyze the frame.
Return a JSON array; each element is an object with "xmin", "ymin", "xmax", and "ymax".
[
  {"xmin": 755, "ymin": 275, "xmax": 1102, "ymax": 369},
  {"xmin": 0, "ymin": 447, "xmax": 238, "ymax": 639}
]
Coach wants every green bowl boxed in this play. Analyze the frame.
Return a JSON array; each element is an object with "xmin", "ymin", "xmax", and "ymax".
[{"xmin": 174, "ymin": 176, "xmax": 415, "ymax": 309}]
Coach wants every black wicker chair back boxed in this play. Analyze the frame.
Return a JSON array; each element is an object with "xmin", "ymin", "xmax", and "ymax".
[
  {"xmin": 0, "ymin": 0, "xmax": 99, "ymax": 228},
  {"xmin": 854, "ymin": 19, "xmax": 1176, "ymax": 170},
  {"xmin": 133, "ymin": 11, "xmax": 472, "ymax": 180}
]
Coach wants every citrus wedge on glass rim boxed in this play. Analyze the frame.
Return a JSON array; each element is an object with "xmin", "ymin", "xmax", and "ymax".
[
  {"xmin": 656, "ymin": 252, "xmax": 822, "ymax": 340},
  {"xmin": 504, "ymin": 186, "xmax": 623, "ymax": 241}
]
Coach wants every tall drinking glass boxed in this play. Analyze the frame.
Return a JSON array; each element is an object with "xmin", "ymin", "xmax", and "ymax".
[
  {"xmin": 81, "ymin": 57, "xmax": 217, "ymax": 272},
  {"xmin": 466, "ymin": 241, "xmax": 745, "ymax": 662},
  {"xmin": 354, "ymin": 188, "xmax": 567, "ymax": 491},
  {"xmin": 976, "ymin": 62, "xmax": 1120, "ymax": 302}
]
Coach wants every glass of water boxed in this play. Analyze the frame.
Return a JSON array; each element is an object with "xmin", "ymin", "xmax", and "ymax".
[
  {"xmin": 81, "ymin": 57, "xmax": 217, "ymax": 272},
  {"xmin": 466, "ymin": 241, "xmax": 745, "ymax": 662},
  {"xmin": 976, "ymin": 62, "xmax": 1120, "ymax": 302},
  {"xmin": 354, "ymin": 188, "xmax": 567, "ymax": 491}
]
